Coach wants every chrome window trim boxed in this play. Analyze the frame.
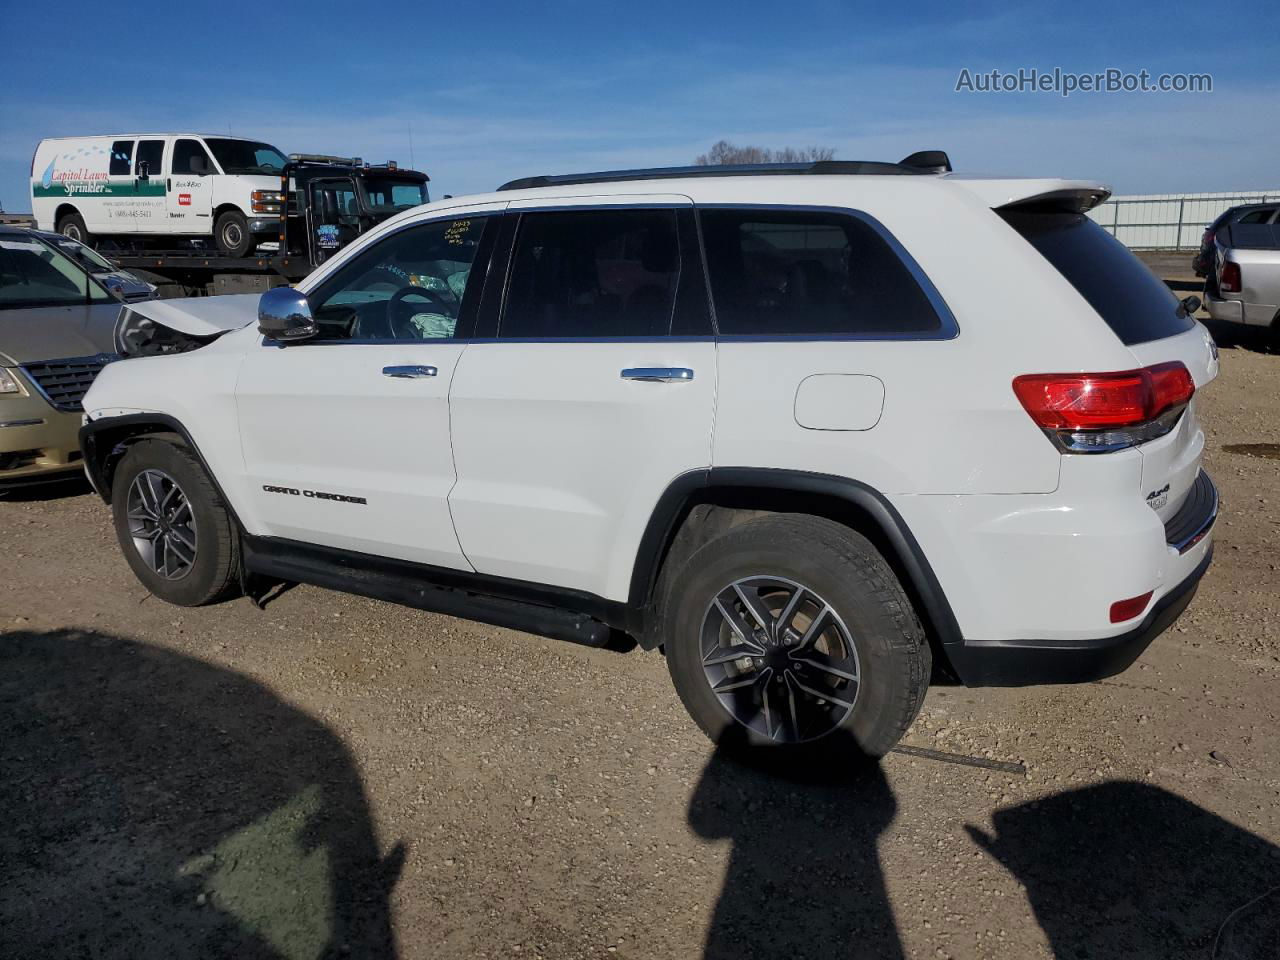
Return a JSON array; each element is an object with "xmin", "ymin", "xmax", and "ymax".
[{"xmin": 264, "ymin": 201, "xmax": 960, "ymax": 346}]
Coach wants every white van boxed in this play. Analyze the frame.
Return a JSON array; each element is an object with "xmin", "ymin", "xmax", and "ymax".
[{"xmin": 30, "ymin": 134, "xmax": 288, "ymax": 257}]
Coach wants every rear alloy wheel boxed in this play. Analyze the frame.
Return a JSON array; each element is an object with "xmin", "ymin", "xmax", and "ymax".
[
  {"xmin": 699, "ymin": 575, "xmax": 861, "ymax": 744},
  {"xmin": 664, "ymin": 515, "xmax": 931, "ymax": 759},
  {"xmin": 111, "ymin": 438, "xmax": 241, "ymax": 606}
]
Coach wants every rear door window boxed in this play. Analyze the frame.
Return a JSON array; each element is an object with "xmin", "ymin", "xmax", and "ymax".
[
  {"xmin": 998, "ymin": 209, "xmax": 1194, "ymax": 346},
  {"xmin": 699, "ymin": 208, "xmax": 943, "ymax": 337},
  {"xmin": 134, "ymin": 139, "xmax": 164, "ymax": 177},
  {"xmin": 500, "ymin": 208, "xmax": 680, "ymax": 338}
]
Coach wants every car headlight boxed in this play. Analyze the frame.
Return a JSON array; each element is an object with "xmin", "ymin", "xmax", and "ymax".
[{"xmin": 0, "ymin": 367, "xmax": 25, "ymax": 396}]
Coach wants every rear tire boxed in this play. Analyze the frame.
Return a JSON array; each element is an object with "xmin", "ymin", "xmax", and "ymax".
[
  {"xmin": 111, "ymin": 438, "xmax": 241, "ymax": 606},
  {"xmin": 214, "ymin": 210, "xmax": 253, "ymax": 257},
  {"xmin": 56, "ymin": 212, "xmax": 92, "ymax": 245},
  {"xmin": 663, "ymin": 515, "xmax": 930, "ymax": 760}
]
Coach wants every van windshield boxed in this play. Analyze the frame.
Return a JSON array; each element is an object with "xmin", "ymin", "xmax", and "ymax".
[
  {"xmin": 0, "ymin": 234, "xmax": 112, "ymax": 309},
  {"xmin": 204, "ymin": 138, "xmax": 288, "ymax": 175}
]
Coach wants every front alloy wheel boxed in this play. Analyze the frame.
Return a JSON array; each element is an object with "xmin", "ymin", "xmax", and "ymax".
[
  {"xmin": 701, "ymin": 576, "xmax": 860, "ymax": 744},
  {"xmin": 126, "ymin": 468, "xmax": 198, "ymax": 580}
]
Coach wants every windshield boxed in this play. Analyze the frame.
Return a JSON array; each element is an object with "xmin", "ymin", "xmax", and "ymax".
[
  {"xmin": 53, "ymin": 236, "xmax": 116, "ymax": 272},
  {"xmin": 203, "ymin": 138, "xmax": 288, "ymax": 175},
  {"xmin": 361, "ymin": 177, "xmax": 429, "ymax": 213},
  {"xmin": 0, "ymin": 234, "xmax": 112, "ymax": 309}
]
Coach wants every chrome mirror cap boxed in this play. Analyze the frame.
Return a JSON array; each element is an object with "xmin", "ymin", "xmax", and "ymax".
[{"xmin": 257, "ymin": 286, "xmax": 317, "ymax": 342}]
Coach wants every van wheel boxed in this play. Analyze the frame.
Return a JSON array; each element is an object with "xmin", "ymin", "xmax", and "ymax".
[
  {"xmin": 57, "ymin": 212, "xmax": 92, "ymax": 245},
  {"xmin": 111, "ymin": 437, "xmax": 241, "ymax": 606},
  {"xmin": 662, "ymin": 515, "xmax": 931, "ymax": 760},
  {"xmin": 215, "ymin": 210, "xmax": 252, "ymax": 257}
]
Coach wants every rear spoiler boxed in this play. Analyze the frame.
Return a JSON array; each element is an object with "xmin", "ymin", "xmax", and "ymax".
[
  {"xmin": 949, "ymin": 178, "xmax": 1111, "ymax": 213},
  {"xmin": 996, "ymin": 188, "xmax": 1112, "ymax": 214}
]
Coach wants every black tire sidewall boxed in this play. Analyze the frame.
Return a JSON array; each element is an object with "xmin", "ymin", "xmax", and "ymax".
[
  {"xmin": 215, "ymin": 211, "xmax": 251, "ymax": 257},
  {"xmin": 58, "ymin": 213, "xmax": 90, "ymax": 244},
  {"xmin": 111, "ymin": 440, "xmax": 236, "ymax": 606},
  {"xmin": 665, "ymin": 517, "xmax": 927, "ymax": 758}
]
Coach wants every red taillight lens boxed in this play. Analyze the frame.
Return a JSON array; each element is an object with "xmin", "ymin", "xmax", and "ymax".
[
  {"xmin": 1013, "ymin": 363, "xmax": 1194, "ymax": 453},
  {"xmin": 1110, "ymin": 591, "xmax": 1153, "ymax": 623},
  {"xmin": 1219, "ymin": 260, "xmax": 1241, "ymax": 293}
]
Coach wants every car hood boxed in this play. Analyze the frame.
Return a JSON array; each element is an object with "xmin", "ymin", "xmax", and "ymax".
[
  {"xmin": 0, "ymin": 302, "xmax": 122, "ymax": 366},
  {"xmin": 119, "ymin": 292, "xmax": 261, "ymax": 337}
]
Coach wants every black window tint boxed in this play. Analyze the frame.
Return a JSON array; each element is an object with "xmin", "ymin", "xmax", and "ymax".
[
  {"xmin": 172, "ymin": 139, "xmax": 213, "ymax": 176},
  {"xmin": 109, "ymin": 140, "xmax": 133, "ymax": 176},
  {"xmin": 999, "ymin": 210, "xmax": 1194, "ymax": 346},
  {"xmin": 1239, "ymin": 209, "xmax": 1271, "ymax": 224},
  {"xmin": 502, "ymin": 209, "xmax": 680, "ymax": 338},
  {"xmin": 309, "ymin": 216, "xmax": 491, "ymax": 341},
  {"xmin": 700, "ymin": 209, "xmax": 941, "ymax": 336},
  {"xmin": 135, "ymin": 139, "xmax": 164, "ymax": 177}
]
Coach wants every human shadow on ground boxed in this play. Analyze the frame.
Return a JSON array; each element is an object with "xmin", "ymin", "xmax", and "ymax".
[
  {"xmin": 0, "ymin": 628, "xmax": 403, "ymax": 960},
  {"xmin": 969, "ymin": 781, "xmax": 1280, "ymax": 959},
  {"xmin": 688, "ymin": 731, "xmax": 903, "ymax": 960}
]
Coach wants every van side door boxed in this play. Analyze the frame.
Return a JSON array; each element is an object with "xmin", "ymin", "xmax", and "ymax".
[
  {"xmin": 166, "ymin": 138, "xmax": 216, "ymax": 235},
  {"xmin": 101, "ymin": 139, "xmax": 140, "ymax": 235}
]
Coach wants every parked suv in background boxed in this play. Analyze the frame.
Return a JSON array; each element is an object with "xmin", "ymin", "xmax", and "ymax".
[
  {"xmin": 79, "ymin": 156, "xmax": 1219, "ymax": 758},
  {"xmin": 1193, "ymin": 202, "xmax": 1279, "ymax": 280}
]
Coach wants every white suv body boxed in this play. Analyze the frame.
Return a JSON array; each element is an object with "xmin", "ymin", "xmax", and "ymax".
[{"xmin": 80, "ymin": 159, "xmax": 1219, "ymax": 757}]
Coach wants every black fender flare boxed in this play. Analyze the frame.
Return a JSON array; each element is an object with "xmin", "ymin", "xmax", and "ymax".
[{"xmin": 626, "ymin": 467, "xmax": 963, "ymax": 651}]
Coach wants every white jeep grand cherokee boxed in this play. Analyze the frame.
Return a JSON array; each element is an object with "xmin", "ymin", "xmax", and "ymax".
[{"xmin": 80, "ymin": 154, "xmax": 1219, "ymax": 759}]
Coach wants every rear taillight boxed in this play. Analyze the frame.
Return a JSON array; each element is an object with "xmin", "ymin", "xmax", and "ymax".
[
  {"xmin": 1219, "ymin": 260, "xmax": 1241, "ymax": 293},
  {"xmin": 1012, "ymin": 362, "xmax": 1195, "ymax": 453}
]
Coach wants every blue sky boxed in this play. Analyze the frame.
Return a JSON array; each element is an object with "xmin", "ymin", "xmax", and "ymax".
[{"xmin": 2, "ymin": 0, "xmax": 1276, "ymax": 212}]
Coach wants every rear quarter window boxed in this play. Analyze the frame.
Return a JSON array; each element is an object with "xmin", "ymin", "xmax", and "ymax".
[
  {"xmin": 998, "ymin": 209, "xmax": 1194, "ymax": 346},
  {"xmin": 699, "ymin": 208, "xmax": 945, "ymax": 337}
]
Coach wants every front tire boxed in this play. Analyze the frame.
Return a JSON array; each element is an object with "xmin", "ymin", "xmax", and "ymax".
[
  {"xmin": 663, "ymin": 515, "xmax": 930, "ymax": 759},
  {"xmin": 214, "ymin": 210, "xmax": 253, "ymax": 257},
  {"xmin": 57, "ymin": 211, "xmax": 92, "ymax": 245},
  {"xmin": 111, "ymin": 438, "xmax": 241, "ymax": 606}
]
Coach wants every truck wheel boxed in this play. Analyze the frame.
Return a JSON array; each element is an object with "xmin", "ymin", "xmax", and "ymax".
[
  {"xmin": 662, "ymin": 515, "xmax": 931, "ymax": 760},
  {"xmin": 111, "ymin": 437, "xmax": 241, "ymax": 606},
  {"xmin": 215, "ymin": 210, "xmax": 252, "ymax": 257},
  {"xmin": 57, "ymin": 212, "xmax": 92, "ymax": 245}
]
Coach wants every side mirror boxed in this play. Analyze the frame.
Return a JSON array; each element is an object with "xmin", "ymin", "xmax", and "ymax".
[
  {"xmin": 1178, "ymin": 295, "xmax": 1202, "ymax": 318},
  {"xmin": 137, "ymin": 160, "xmax": 150, "ymax": 182},
  {"xmin": 258, "ymin": 286, "xmax": 317, "ymax": 342}
]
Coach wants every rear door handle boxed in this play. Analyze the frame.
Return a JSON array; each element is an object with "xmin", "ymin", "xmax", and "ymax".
[
  {"xmin": 620, "ymin": 367, "xmax": 694, "ymax": 383},
  {"xmin": 382, "ymin": 365, "xmax": 437, "ymax": 378}
]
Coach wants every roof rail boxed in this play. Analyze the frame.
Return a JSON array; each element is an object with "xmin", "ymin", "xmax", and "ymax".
[{"xmin": 496, "ymin": 153, "xmax": 951, "ymax": 192}]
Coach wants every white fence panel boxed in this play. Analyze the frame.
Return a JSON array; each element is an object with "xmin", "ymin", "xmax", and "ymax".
[{"xmin": 1089, "ymin": 191, "xmax": 1280, "ymax": 249}]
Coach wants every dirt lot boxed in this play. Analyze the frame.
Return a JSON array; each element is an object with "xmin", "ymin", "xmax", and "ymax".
[{"xmin": 2, "ymin": 324, "xmax": 1278, "ymax": 960}]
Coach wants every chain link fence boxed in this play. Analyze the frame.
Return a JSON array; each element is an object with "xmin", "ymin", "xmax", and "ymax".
[{"xmin": 1088, "ymin": 191, "xmax": 1279, "ymax": 250}]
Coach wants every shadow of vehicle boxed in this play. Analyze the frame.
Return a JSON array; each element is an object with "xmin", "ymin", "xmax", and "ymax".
[
  {"xmin": 968, "ymin": 781, "xmax": 1280, "ymax": 959},
  {"xmin": 688, "ymin": 731, "xmax": 903, "ymax": 960},
  {"xmin": 0, "ymin": 474, "xmax": 93, "ymax": 501},
  {"xmin": 1203, "ymin": 318, "xmax": 1277, "ymax": 355},
  {"xmin": 0, "ymin": 628, "xmax": 403, "ymax": 960}
]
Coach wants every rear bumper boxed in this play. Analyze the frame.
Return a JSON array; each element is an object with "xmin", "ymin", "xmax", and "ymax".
[
  {"xmin": 1205, "ymin": 293, "xmax": 1244, "ymax": 324},
  {"xmin": 946, "ymin": 546, "xmax": 1212, "ymax": 686}
]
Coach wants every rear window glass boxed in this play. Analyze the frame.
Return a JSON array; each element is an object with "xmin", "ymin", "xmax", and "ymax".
[
  {"xmin": 998, "ymin": 210, "xmax": 1193, "ymax": 346},
  {"xmin": 699, "ymin": 208, "xmax": 942, "ymax": 337}
]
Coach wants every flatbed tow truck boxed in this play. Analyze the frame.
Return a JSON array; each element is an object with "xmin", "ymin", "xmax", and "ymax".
[{"xmin": 104, "ymin": 154, "xmax": 430, "ymax": 297}]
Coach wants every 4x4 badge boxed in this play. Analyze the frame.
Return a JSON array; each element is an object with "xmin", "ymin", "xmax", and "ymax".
[{"xmin": 1146, "ymin": 483, "xmax": 1170, "ymax": 511}]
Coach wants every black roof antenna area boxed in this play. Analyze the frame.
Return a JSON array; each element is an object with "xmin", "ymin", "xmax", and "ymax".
[{"xmin": 899, "ymin": 150, "xmax": 952, "ymax": 173}]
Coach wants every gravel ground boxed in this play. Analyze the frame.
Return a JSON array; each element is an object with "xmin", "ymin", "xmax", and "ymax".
[{"xmin": 1, "ymin": 324, "xmax": 1277, "ymax": 960}]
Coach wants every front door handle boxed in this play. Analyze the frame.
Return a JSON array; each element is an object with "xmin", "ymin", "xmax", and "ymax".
[
  {"xmin": 620, "ymin": 367, "xmax": 695, "ymax": 383},
  {"xmin": 382, "ymin": 365, "xmax": 437, "ymax": 378}
]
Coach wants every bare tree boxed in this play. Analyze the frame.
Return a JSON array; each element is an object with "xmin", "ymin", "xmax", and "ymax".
[{"xmin": 695, "ymin": 140, "xmax": 836, "ymax": 165}]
